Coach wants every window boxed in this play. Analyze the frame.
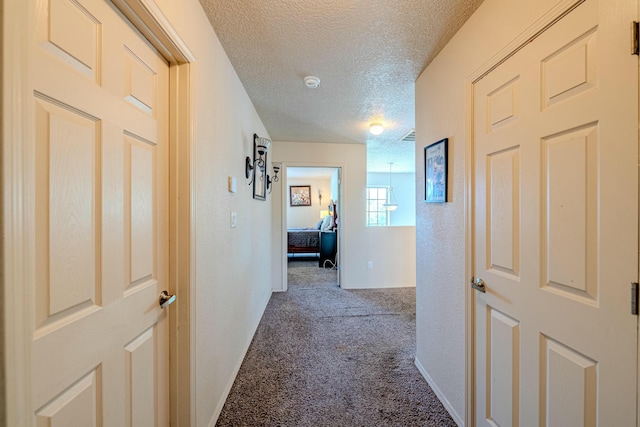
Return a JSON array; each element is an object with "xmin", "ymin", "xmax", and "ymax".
[{"xmin": 366, "ymin": 187, "xmax": 389, "ymax": 226}]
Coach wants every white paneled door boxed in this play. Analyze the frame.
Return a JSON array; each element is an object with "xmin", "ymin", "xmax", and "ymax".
[
  {"xmin": 31, "ymin": 0, "xmax": 170, "ymax": 425},
  {"xmin": 473, "ymin": 0, "xmax": 637, "ymax": 425}
]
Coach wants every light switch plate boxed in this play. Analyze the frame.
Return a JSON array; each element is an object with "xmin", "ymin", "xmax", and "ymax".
[
  {"xmin": 228, "ymin": 176, "xmax": 237, "ymax": 193},
  {"xmin": 230, "ymin": 212, "xmax": 237, "ymax": 228}
]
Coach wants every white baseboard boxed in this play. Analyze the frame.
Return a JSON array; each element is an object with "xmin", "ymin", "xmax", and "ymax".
[
  {"xmin": 208, "ymin": 291, "xmax": 273, "ymax": 427},
  {"xmin": 341, "ymin": 283, "xmax": 416, "ymax": 289},
  {"xmin": 414, "ymin": 357, "xmax": 464, "ymax": 427}
]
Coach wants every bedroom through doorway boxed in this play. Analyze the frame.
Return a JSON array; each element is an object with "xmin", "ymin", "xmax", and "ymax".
[{"xmin": 285, "ymin": 167, "xmax": 341, "ymax": 286}]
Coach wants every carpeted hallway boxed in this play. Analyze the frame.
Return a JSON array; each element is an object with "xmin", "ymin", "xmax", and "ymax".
[{"xmin": 215, "ymin": 258, "xmax": 457, "ymax": 426}]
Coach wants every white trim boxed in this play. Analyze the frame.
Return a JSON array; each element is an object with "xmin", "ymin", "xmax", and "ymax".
[
  {"xmin": 187, "ymin": 62, "xmax": 199, "ymax": 427},
  {"xmin": 279, "ymin": 164, "xmax": 288, "ymax": 292},
  {"xmin": 279, "ymin": 162, "xmax": 345, "ymax": 292},
  {"xmin": 415, "ymin": 358, "xmax": 463, "ymax": 427},
  {"xmin": 637, "ymin": 3, "xmax": 640, "ymax": 426},
  {"xmin": 463, "ymin": 78, "xmax": 475, "ymax": 427},
  {"xmin": 463, "ymin": 0, "xmax": 588, "ymax": 424},
  {"xmin": 111, "ymin": 0, "xmax": 196, "ymax": 64},
  {"xmin": 168, "ymin": 62, "xmax": 196, "ymax": 427},
  {"xmin": 3, "ymin": 0, "xmax": 35, "ymax": 425}
]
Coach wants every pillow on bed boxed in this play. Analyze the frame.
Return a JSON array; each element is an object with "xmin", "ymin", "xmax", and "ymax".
[
  {"xmin": 315, "ymin": 219, "xmax": 324, "ymax": 230},
  {"xmin": 320, "ymin": 215, "xmax": 333, "ymax": 231}
]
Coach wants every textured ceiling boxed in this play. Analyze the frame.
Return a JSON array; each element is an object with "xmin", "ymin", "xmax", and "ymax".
[{"xmin": 199, "ymin": 0, "xmax": 484, "ymax": 172}]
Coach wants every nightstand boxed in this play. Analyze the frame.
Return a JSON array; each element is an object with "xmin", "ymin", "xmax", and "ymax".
[{"xmin": 319, "ymin": 231, "xmax": 337, "ymax": 267}]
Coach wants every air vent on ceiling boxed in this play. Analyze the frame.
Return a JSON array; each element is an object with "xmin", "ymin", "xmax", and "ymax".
[{"xmin": 399, "ymin": 129, "xmax": 415, "ymax": 143}]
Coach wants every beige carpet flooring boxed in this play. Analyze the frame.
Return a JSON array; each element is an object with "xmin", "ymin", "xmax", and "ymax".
[{"xmin": 215, "ymin": 258, "xmax": 457, "ymax": 427}]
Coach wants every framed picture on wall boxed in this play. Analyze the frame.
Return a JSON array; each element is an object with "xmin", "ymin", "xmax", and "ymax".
[
  {"xmin": 289, "ymin": 185, "xmax": 311, "ymax": 206},
  {"xmin": 424, "ymin": 138, "xmax": 448, "ymax": 203}
]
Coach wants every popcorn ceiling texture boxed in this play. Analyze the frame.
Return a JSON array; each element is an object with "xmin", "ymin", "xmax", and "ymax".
[{"xmin": 198, "ymin": 0, "xmax": 485, "ymax": 173}]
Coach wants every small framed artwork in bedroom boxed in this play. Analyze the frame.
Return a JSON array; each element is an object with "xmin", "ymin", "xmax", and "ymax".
[{"xmin": 290, "ymin": 185, "xmax": 312, "ymax": 206}]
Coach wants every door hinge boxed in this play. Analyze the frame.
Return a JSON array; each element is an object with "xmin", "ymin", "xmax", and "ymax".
[
  {"xmin": 632, "ymin": 22, "xmax": 639, "ymax": 55},
  {"xmin": 631, "ymin": 282, "xmax": 639, "ymax": 315}
]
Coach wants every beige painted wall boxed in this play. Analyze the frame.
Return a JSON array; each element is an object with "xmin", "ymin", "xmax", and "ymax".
[
  {"xmin": 415, "ymin": 0, "xmax": 566, "ymax": 423},
  {"xmin": 272, "ymin": 141, "xmax": 416, "ymax": 291},
  {"xmin": 148, "ymin": 0, "xmax": 274, "ymax": 425}
]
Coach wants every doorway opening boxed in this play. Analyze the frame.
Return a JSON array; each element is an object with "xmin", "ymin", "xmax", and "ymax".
[{"xmin": 284, "ymin": 166, "xmax": 342, "ymax": 289}]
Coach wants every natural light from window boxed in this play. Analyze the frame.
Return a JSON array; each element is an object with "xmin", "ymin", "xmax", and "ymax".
[{"xmin": 366, "ymin": 186, "xmax": 390, "ymax": 226}]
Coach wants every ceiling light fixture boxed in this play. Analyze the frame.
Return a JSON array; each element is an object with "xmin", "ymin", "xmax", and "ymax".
[
  {"xmin": 303, "ymin": 76, "xmax": 321, "ymax": 88},
  {"xmin": 369, "ymin": 123, "xmax": 384, "ymax": 136},
  {"xmin": 383, "ymin": 162, "xmax": 398, "ymax": 211}
]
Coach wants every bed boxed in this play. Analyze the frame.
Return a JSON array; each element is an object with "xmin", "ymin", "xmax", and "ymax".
[
  {"xmin": 287, "ymin": 229, "xmax": 321, "ymax": 255},
  {"xmin": 287, "ymin": 202, "xmax": 338, "ymax": 257}
]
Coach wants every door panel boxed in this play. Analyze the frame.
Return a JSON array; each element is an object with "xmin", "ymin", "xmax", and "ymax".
[
  {"xmin": 487, "ymin": 308, "xmax": 520, "ymax": 427},
  {"xmin": 127, "ymin": 134, "xmax": 156, "ymax": 288},
  {"xmin": 541, "ymin": 28, "xmax": 597, "ymax": 109},
  {"xmin": 32, "ymin": 0, "xmax": 170, "ymax": 424},
  {"xmin": 473, "ymin": 0, "xmax": 637, "ymax": 425},
  {"xmin": 487, "ymin": 146, "xmax": 520, "ymax": 278},
  {"xmin": 542, "ymin": 124, "xmax": 598, "ymax": 302},
  {"xmin": 541, "ymin": 336, "xmax": 597, "ymax": 426},
  {"xmin": 35, "ymin": 368, "xmax": 101, "ymax": 427},
  {"xmin": 125, "ymin": 327, "xmax": 157, "ymax": 427},
  {"xmin": 34, "ymin": 96, "xmax": 101, "ymax": 329},
  {"xmin": 45, "ymin": 0, "xmax": 101, "ymax": 81}
]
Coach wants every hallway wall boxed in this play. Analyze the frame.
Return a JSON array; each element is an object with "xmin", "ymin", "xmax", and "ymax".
[
  {"xmin": 149, "ymin": 1, "xmax": 274, "ymax": 425},
  {"xmin": 414, "ymin": 0, "xmax": 566, "ymax": 424}
]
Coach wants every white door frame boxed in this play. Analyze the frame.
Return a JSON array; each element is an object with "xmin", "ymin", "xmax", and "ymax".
[
  {"xmin": 2, "ymin": 0, "xmax": 196, "ymax": 425},
  {"xmin": 3, "ymin": 1, "xmax": 35, "ymax": 423},
  {"xmin": 278, "ymin": 162, "xmax": 345, "ymax": 292},
  {"xmin": 463, "ymin": 1, "xmax": 591, "ymax": 425}
]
